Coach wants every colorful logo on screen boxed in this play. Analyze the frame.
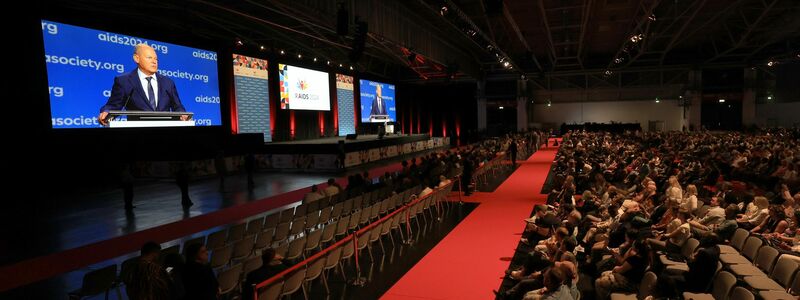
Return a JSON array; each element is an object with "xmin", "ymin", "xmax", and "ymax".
[{"xmin": 297, "ymin": 80, "xmax": 309, "ymax": 91}]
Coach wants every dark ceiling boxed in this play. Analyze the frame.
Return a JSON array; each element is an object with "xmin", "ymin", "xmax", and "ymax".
[{"xmin": 39, "ymin": 0, "xmax": 800, "ymax": 81}]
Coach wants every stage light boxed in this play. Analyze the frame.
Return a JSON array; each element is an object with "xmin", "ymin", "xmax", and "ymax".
[
  {"xmin": 297, "ymin": 54, "xmax": 302, "ymax": 59},
  {"xmin": 767, "ymin": 61, "xmax": 775, "ymax": 67},
  {"xmin": 339, "ymin": 63, "xmax": 343, "ymax": 67},
  {"xmin": 509, "ymin": 66, "xmax": 513, "ymax": 69},
  {"xmin": 440, "ymin": 6, "xmax": 448, "ymax": 16},
  {"xmin": 326, "ymin": 60, "xmax": 331, "ymax": 65},
  {"xmin": 259, "ymin": 45, "xmax": 265, "ymax": 51},
  {"xmin": 547, "ymin": 103, "xmax": 551, "ymax": 107},
  {"xmin": 499, "ymin": 106, "xmax": 504, "ymax": 110},
  {"xmin": 313, "ymin": 57, "xmax": 317, "ymax": 62},
  {"xmin": 655, "ymin": 97, "xmax": 660, "ymax": 103},
  {"xmin": 719, "ymin": 99, "xmax": 726, "ymax": 103},
  {"xmin": 648, "ymin": 14, "xmax": 656, "ymax": 21},
  {"xmin": 679, "ymin": 95, "xmax": 683, "ymax": 99},
  {"xmin": 767, "ymin": 96, "xmax": 772, "ymax": 100},
  {"xmin": 503, "ymin": 61, "xmax": 510, "ymax": 67},
  {"xmin": 235, "ymin": 38, "xmax": 244, "ymax": 47},
  {"xmin": 349, "ymin": 66, "xmax": 353, "ymax": 70},
  {"xmin": 280, "ymin": 50, "xmax": 285, "ymax": 55}
]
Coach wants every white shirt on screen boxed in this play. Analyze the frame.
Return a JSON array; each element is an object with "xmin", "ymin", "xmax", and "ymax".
[{"xmin": 137, "ymin": 68, "xmax": 158, "ymax": 107}]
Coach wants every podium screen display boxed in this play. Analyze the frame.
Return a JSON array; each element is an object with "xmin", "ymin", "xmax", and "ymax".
[
  {"xmin": 359, "ymin": 79, "xmax": 395, "ymax": 123},
  {"xmin": 41, "ymin": 20, "xmax": 222, "ymax": 128},
  {"xmin": 278, "ymin": 64, "xmax": 331, "ymax": 111}
]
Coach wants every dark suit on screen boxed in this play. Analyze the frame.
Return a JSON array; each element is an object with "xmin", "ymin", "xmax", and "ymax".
[
  {"xmin": 370, "ymin": 95, "xmax": 387, "ymax": 116},
  {"xmin": 100, "ymin": 70, "xmax": 186, "ymax": 113}
]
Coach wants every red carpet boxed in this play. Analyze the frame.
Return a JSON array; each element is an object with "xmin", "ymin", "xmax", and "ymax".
[{"xmin": 382, "ymin": 141, "xmax": 559, "ymax": 300}]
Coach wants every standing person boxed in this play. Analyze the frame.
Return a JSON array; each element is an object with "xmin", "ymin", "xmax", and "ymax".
[
  {"xmin": 214, "ymin": 151, "xmax": 226, "ymax": 191},
  {"xmin": 121, "ymin": 163, "xmax": 135, "ymax": 211},
  {"xmin": 244, "ymin": 153, "xmax": 256, "ymax": 190},
  {"xmin": 98, "ymin": 44, "xmax": 188, "ymax": 125},
  {"xmin": 175, "ymin": 162, "xmax": 193, "ymax": 208},
  {"xmin": 126, "ymin": 242, "xmax": 171, "ymax": 300},
  {"xmin": 508, "ymin": 139, "xmax": 518, "ymax": 166}
]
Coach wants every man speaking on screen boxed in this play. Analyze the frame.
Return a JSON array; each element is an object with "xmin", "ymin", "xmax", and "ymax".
[
  {"xmin": 370, "ymin": 84, "xmax": 387, "ymax": 118},
  {"xmin": 98, "ymin": 44, "xmax": 188, "ymax": 125}
]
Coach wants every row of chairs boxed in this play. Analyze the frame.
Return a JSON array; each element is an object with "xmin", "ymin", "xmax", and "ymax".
[{"xmin": 256, "ymin": 188, "xmax": 453, "ymax": 300}]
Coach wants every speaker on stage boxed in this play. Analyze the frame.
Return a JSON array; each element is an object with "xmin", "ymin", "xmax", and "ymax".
[{"xmin": 346, "ymin": 133, "xmax": 358, "ymax": 140}]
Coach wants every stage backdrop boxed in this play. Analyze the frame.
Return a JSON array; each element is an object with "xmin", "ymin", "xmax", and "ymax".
[
  {"xmin": 336, "ymin": 74, "xmax": 356, "ymax": 135},
  {"xmin": 41, "ymin": 20, "xmax": 221, "ymax": 128},
  {"xmin": 232, "ymin": 54, "xmax": 271, "ymax": 142}
]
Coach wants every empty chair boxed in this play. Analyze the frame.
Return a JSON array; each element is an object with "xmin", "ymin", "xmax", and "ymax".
[
  {"xmin": 217, "ymin": 263, "xmax": 242, "ymax": 299},
  {"xmin": 231, "ymin": 236, "xmax": 255, "ymax": 263},
  {"xmin": 227, "ymin": 223, "xmax": 247, "ymax": 243},
  {"xmin": 720, "ymin": 236, "xmax": 762, "ymax": 265},
  {"xmin": 305, "ymin": 211, "xmax": 320, "ymax": 231},
  {"xmin": 302, "ymin": 257, "xmax": 325, "ymax": 300},
  {"xmin": 319, "ymin": 220, "xmax": 337, "ymax": 247},
  {"xmin": 247, "ymin": 217, "xmax": 265, "ymax": 236},
  {"xmin": 206, "ymin": 229, "xmax": 228, "ymax": 250},
  {"xmin": 290, "ymin": 216, "xmax": 306, "ymax": 236},
  {"xmin": 304, "ymin": 229, "xmax": 323, "ymax": 256},
  {"xmin": 254, "ymin": 228, "xmax": 275, "ymax": 253},
  {"xmin": 334, "ymin": 215, "xmax": 351, "ymax": 238},
  {"xmin": 209, "ymin": 245, "xmax": 233, "ymax": 270},
  {"xmin": 718, "ymin": 228, "xmax": 749, "ymax": 254},
  {"xmin": 331, "ymin": 202, "xmax": 344, "ymax": 220},
  {"xmin": 319, "ymin": 207, "xmax": 332, "ymax": 225},
  {"xmin": 729, "ymin": 286, "xmax": 754, "ymax": 300},
  {"xmin": 68, "ymin": 264, "xmax": 117, "ymax": 300},
  {"xmin": 285, "ymin": 237, "xmax": 306, "ymax": 262},
  {"xmin": 264, "ymin": 213, "xmax": 280, "ymax": 229},
  {"xmin": 743, "ymin": 255, "xmax": 799, "ymax": 291},
  {"xmin": 609, "ymin": 271, "xmax": 657, "ymax": 300},
  {"xmin": 380, "ymin": 216, "xmax": 395, "ymax": 250},
  {"xmin": 321, "ymin": 246, "xmax": 343, "ymax": 293},
  {"xmin": 272, "ymin": 222, "xmax": 291, "ymax": 245},
  {"xmin": 279, "ymin": 208, "xmax": 295, "ymax": 223},
  {"xmin": 683, "ymin": 270, "xmax": 736, "ymax": 300},
  {"xmin": 295, "ymin": 204, "xmax": 308, "ymax": 217},
  {"xmin": 279, "ymin": 268, "xmax": 306, "ymax": 299},
  {"xmin": 730, "ymin": 246, "xmax": 779, "ymax": 277},
  {"xmin": 339, "ymin": 239, "xmax": 355, "ymax": 279},
  {"xmin": 342, "ymin": 198, "xmax": 354, "ymax": 215},
  {"xmin": 759, "ymin": 269, "xmax": 800, "ymax": 300},
  {"xmin": 257, "ymin": 280, "xmax": 283, "ymax": 300},
  {"xmin": 242, "ymin": 256, "xmax": 263, "ymax": 279}
]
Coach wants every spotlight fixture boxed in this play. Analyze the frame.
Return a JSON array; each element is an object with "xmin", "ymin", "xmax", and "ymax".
[
  {"xmin": 503, "ymin": 61, "xmax": 510, "ymax": 67},
  {"xmin": 679, "ymin": 95, "xmax": 683, "ymax": 99},
  {"xmin": 338, "ymin": 63, "xmax": 343, "ymax": 67},
  {"xmin": 326, "ymin": 60, "xmax": 331, "ymax": 65},
  {"xmin": 313, "ymin": 57, "xmax": 317, "ymax": 62},
  {"xmin": 440, "ymin": 6, "xmax": 448, "ymax": 16},
  {"xmin": 499, "ymin": 106, "xmax": 504, "ymax": 110},
  {"xmin": 767, "ymin": 96, "xmax": 772, "ymax": 100},
  {"xmin": 718, "ymin": 99, "xmax": 726, "ymax": 103},
  {"xmin": 235, "ymin": 38, "xmax": 244, "ymax": 46},
  {"xmin": 259, "ymin": 45, "xmax": 265, "ymax": 51},
  {"xmin": 280, "ymin": 50, "xmax": 285, "ymax": 55},
  {"xmin": 349, "ymin": 66, "xmax": 353, "ymax": 70},
  {"xmin": 655, "ymin": 97, "xmax": 660, "ymax": 103},
  {"xmin": 604, "ymin": 70, "xmax": 613, "ymax": 76},
  {"xmin": 297, "ymin": 54, "xmax": 302, "ymax": 59},
  {"xmin": 547, "ymin": 103, "xmax": 551, "ymax": 107},
  {"xmin": 767, "ymin": 61, "xmax": 775, "ymax": 67}
]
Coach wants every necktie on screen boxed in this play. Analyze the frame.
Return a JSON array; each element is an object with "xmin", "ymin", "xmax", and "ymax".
[
  {"xmin": 377, "ymin": 97, "xmax": 382, "ymax": 114},
  {"xmin": 146, "ymin": 77, "xmax": 156, "ymax": 110}
]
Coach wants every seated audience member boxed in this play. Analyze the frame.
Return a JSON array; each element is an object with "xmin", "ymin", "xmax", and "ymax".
[
  {"xmin": 182, "ymin": 244, "xmax": 219, "ymax": 300},
  {"xmin": 692, "ymin": 204, "xmax": 739, "ymax": 241},
  {"xmin": 323, "ymin": 178, "xmax": 341, "ymax": 197},
  {"xmin": 242, "ymin": 248, "xmax": 288, "ymax": 300},
  {"xmin": 594, "ymin": 239, "xmax": 649, "ymax": 300},
  {"xmin": 688, "ymin": 196, "xmax": 724, "ymax": 229},
  {"xmin": 751, "ymin": 205, "xmax": 789, "ymax": 234},
  {"xmin": 126, "ymin": 241, "xmax": 172, "ymax": 300},
  {"xmin": 302, "ymin": 184, "xmax": 326, "ymax": 204},
  {"xmin": 648, "ymin": 209, "xmax": 691, "ymax": 255},
  {"xmin": 438, "ymin": 175, "xmax": 452, "ymax": 188},
  {"xmin": 736, "ymin": 196, "xmax": 769, "ymax": 230}
]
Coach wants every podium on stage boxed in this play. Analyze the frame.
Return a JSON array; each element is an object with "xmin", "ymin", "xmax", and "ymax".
[
  {"xmin": 105, "ymin": 110, "xmax": 195, "ymax": 128},
  {"xmin": 369, "ymin": 114, "xmax": 389, "ymax": 123}
]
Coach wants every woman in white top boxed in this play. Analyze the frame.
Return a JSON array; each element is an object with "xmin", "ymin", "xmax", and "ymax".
[
  {"xmin": 682, "ymin": 184, "xmax": 698, "ymax": 215},
  {"xmin": 666, "ymin": 176, "xmax": 683, "ymax": 207}
]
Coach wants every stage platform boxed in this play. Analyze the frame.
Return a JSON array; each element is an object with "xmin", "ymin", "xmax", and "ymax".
[{"xmin": 254, "ymin": 134, "xmax": 449, "ymax": 170}]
